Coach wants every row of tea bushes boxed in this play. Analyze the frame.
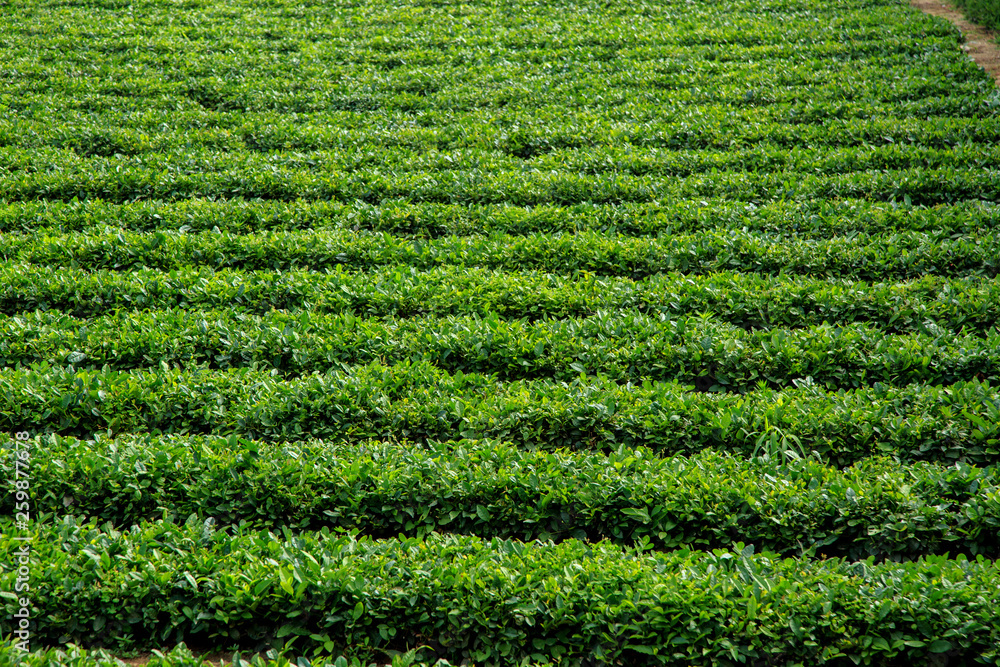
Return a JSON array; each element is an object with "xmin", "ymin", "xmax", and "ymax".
[
  {"xmin": 3, "ymin": 163, "xmax": 997, "ymax": 206},
  {"xmin": 1, "ymin": 521, "xmax": 998, "ymax": 663},
  {"xmin": 1, "ymin": 363, "xmax": 998, "ymax": 466},
  {"xmin": 6, "ymin": 228, "xmax": 998, "ymax": 280},
  {"xmin": 2, "ymin": 433, "xmax": 997, "ymax": 560},
  {"xmin": 2, "ymin": 198, "xmax": 997, "ymax": 239},
  {"xmin": 2, "ymin": 265, "xmax": 998, "ymax": 334},
  {"xmin": 0, "ymin": 643, "xmax": 397, "ymax": 667},
  {"xmin": 0, "ymin": 308, "xmax": 996, "ymax": 388}
]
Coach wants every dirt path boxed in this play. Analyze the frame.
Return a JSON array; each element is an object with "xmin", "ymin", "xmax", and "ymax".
[{"xmin": 911, "ymin": 0, "xmax": 1000, "ymax": 86}]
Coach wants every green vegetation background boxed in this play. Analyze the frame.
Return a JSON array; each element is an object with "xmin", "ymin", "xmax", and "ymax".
[{"xmin": 953, "ymin": 0, "xmax": 1000, "ymax": 31}]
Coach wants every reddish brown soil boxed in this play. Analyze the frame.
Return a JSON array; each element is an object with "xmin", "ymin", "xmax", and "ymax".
[{"xmin": 117, "ymin": 652, "xmax": 232, "ymax": 666}]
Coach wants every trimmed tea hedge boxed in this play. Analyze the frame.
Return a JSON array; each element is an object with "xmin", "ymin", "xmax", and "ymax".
[
  {"xmin": 0, "ymin": 308, "xmax": 997, "ymax": 389},
  {"xmin": 1, "ymin": 522, "xmax": 999, "ymax": 664},
  {"xmin": 1, "ymin": 364, "xmax": 998, "ymax": 467},
  {"xmin": 6, "ymin": 228, "xmax": 998, "ymax": 280},
  {"xmin": 2, "ymin": 264, "xmax": 999, "ymax": 335},
  {"xmin": 3, "ymin": 198, "xmax": 998, "ymax": 239},
  {"xmin": 2, "ymin": 433, "xmax": 998, "ymax": 560},
  {"xmin": 0, "ymin": 643, "xmax": 405, "ymax": 667}
]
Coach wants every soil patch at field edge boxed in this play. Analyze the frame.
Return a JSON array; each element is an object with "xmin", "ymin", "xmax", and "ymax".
[
  {"xmin": 119, "ymin": 652, "xmax": 231, "ymax": 666},
  {"xmin": 912, "ymin": 0, "xmax": 1000, "ymax": 86}
]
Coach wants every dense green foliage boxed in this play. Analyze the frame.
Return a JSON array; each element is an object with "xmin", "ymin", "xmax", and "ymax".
[
  {"xmin": 1, "ymin": 0, "xmax": 999, "ymax": 662},
  {"xmin": 2, "ymin": 265, "xmax": 998, "ymax": 333},
  {"xmin": 2, "ymin": 366, "xmax": 1000, "ymax": 466},
  {"xmin": 2, "ymin": 308, "xmax": 999, "ymax": 389},
  {"xmin": 3, "ymin": 521, "xmax": 1000, "ymax": 664},
  {"xmin": 3, "ymin": 433, "xmax": 999, "ymax": 560},
  {"xmin": 0, "ymin": 643, "xmax": 425, "ymax": 667},
  {"xmin": 951, "ymin": 0, "xmax": 1000, "ymax": 31}
]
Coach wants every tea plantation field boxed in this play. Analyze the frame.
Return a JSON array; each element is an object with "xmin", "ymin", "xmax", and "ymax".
[{"xmin": 2, "ymin": 0, "xmax": 1000, "ymax": 664}]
